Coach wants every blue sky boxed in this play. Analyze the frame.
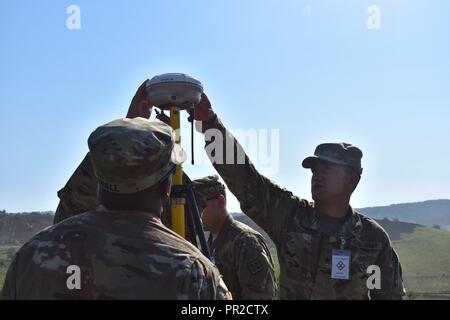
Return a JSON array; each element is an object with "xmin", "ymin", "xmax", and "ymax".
[{"xmin": 1, "ymin": 0, "xmax": 449, "ymax": 213}]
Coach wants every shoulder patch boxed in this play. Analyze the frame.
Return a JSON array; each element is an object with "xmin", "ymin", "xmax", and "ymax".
[{"xmin": 247, "ymin": 259, "xmax": 264, "ymax": 275}]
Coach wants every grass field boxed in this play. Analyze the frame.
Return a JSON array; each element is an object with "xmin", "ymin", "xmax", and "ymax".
[{"xmin": 392, "ymin": 227, "xmax": 450, "ymax": 299}]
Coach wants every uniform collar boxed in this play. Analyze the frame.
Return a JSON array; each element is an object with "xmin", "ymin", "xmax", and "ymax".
[
  {"xmin": 339, "ymin": 206, "xmax": 363, "ymax": 240},
  {"xmin": 303, "ymin": 205, "xmax": 363, "ymax": 240},
  {"xmin": 209, "ymin": 215, "xmax": 234, "ymax": 250},
  {"xmin": 94, "ymin": 205, "xmax": 162, "ymax": 224}
]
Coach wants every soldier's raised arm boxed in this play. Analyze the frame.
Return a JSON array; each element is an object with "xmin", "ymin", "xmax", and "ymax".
[{"xmin": 191, "ymin": 94, "xmax": 307, "ymax": 244}]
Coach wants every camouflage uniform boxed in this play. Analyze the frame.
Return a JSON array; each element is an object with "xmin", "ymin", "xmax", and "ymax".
[
  {"xmin": 198, "ymin": 116, "xmax": 405, "ymax": 300},
  {"xmin": 193, "ymin": 175, "xmax": 277, "ymax": 300},
  {"xmin": 2, "ymin": 118, "xmax": 230, "ymax": 300}
]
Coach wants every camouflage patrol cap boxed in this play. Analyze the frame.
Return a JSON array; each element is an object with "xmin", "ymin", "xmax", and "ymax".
[
  {"xmin": 192, "ymin": 175, "xmax": 226, "ymax": 201},
  {"xmin": 88, "ymin": 117, "xmax": 186, "ymax": 193},
  {"xmin": 302, "ymin": 142, "xmax": 363, "ymax": 174}
]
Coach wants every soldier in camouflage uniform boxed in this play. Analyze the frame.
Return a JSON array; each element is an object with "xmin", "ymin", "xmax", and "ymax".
[
  {"xmin": 1, "ymin": 118, "xmax": 230, "ymax": 300},
  {"xmin": 192, "ymin": 175, "xmax": 277, "ymax": 300},
  {"xmin": 189, "ymin": 93, "xmax": 405, "ymax": 300}
]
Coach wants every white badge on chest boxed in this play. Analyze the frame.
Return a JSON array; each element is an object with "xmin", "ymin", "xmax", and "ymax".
[{"xmin": 331, "ymin": 249, "xmax": 350, "ymax": 280}]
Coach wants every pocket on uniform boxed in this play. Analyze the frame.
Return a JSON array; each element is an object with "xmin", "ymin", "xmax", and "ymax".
[
  {"xmin": 281, "ymin": 232, "xmax": 315, "ymax": 281},
  {"xmin": 350, "ymin": 239, "xmax": 382, "ymax": 271}
]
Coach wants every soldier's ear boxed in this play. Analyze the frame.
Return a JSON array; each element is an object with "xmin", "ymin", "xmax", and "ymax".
[
  {"xmin": 348, "ymin": 172, "xmax": 360, "ymax": 193},
  {"xmin": 159, "ymin": 175, "xmax": 172, "ymax": 197}
]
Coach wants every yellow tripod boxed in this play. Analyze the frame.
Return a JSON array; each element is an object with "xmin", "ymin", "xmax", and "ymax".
[{"xmin": 169, "ymin": 107, "xmax": 185, "ymax": 238}]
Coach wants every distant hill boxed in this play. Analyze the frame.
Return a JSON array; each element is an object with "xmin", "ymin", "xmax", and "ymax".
[
  {"xmin": 371, "ymin": 218, "xmax": 421, "ymax": 241},
  {"xmin": 0, "ymin": 212, "xmax": 54, "ymax": 245},
  {"xmin": 357, "ymin": 199, "xmax": 450, "ymax": 228}
]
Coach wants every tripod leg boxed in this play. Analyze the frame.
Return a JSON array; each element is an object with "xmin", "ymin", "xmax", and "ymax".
[
  {"xmin": 186, "ymin": 185, "xmax": 212, "ymax": 260},
  {"xmin": 184, "ymin": 201, "xmax": 199, "ymax": 248}
]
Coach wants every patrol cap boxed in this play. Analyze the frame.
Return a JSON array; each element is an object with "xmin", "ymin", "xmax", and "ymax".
[
  {"xmin": 302, "ymin": 142, "xmax": 363, "ymax": 174},
  {"xmin": 192, "ymin": 175, "xmax": 226, "ymax": 202},
  {"xmin": 88, "ymin": 117, "xmax": 186, "ymax": 194}
]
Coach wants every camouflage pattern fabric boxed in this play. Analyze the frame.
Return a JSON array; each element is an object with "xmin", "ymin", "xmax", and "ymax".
[
  {"xmin": 88, "ymin": 118, "xmax": 185, "ymax": 194},
  {"xmin": 302, "ymin": 142, "xmax": 363, "ymax": 174},
  {"xmin": 199, "ymin": 116, "xmax": 405, "ymax": 300},
  {"xmin": 2, "ymin": 207, "xmax": 230, "ymax": 300},
  {"xmin": 207, "ymin": 215, "xmax": 277, "ymax": 300},
  {"xmin": 54, "ymin": 153, "xmax": 98, "ymax": 224},
  {"xmin": 191, "ymin": 175, "xmax": 225, "ymax": 202}
]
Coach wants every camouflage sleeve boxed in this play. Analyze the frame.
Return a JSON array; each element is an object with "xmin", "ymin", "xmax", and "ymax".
[
  {"xmin": 370, "ymin": 235, "xmax": 405, "ymax": 300},
  {"xmin": 54, "ymin": 153, "xmax": 99, "ymax": 224},
  {"xmin": 1, "ymin": 252, "xmax": 18, "ymax": 300},
  {"xmin": 178, "ymin": 258, "xmax": 231, "ymax": 300},
  {"xmin": 235, "ymin": 234, "xmax": 277, "ymax": 300},
  {"xmin": 201, "ymin": 117, "xmax": 306, "ymax": 244}
]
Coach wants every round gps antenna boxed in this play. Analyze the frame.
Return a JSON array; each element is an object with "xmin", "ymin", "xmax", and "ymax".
[{"xmin": 146, "ymin": 73, "xmax": 204, "ymax": 110}]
